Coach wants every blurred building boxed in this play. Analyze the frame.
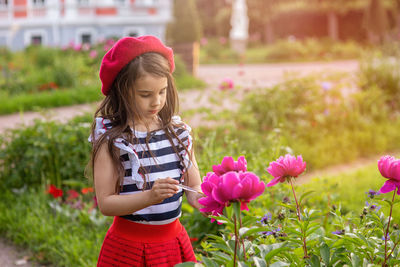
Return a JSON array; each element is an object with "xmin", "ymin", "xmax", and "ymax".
[{"xmin": 0, "ymin": 0, "xmax": 172, "ymax": 51}]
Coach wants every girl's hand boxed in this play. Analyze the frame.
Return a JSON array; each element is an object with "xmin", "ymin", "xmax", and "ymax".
[
  {"xmin": 150, "ymin": 177, "xmax": 179, "ymax": 204},
  {"xmin": 186, "ymin": 191, "xmax": 210, "ymax": 217}
]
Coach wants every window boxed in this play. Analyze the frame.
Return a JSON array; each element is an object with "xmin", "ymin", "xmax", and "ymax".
[
  {"xmin": 128, "ymin": 32, "xmax": 138, "ymax": 37},
  {"xmin": 0, "ymin": 0, "xmax": 8, "ymax": 8},
  {"xmin": 33, "ymin": 0, "xmax": 45, "ymax": 6},
  {"xmin": 77, "ymin": 0, "xmax": 89, "ymax": 6},
  {"xmin": 31, "ymin": 35, "xmax": 42, "ymax": 45},
  {"xmin": 81, "ymin": 34, "xmax": 91, "ymax": 45},
  {"xmin": 136, "ymin": 0, "xmax": 154, "ymax": 6},
  {"xmin": 114, "ymin": 0, "xmax": 125, "ymax": 5}
]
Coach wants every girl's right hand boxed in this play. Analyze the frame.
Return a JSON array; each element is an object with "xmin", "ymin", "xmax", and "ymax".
[{"xmin": 150, "ymin": 177, "xmax": 179, "ymax": 204}]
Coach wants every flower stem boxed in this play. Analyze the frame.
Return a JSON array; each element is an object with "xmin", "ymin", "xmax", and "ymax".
[
  {"xmin": 290, "ymin": 178, "xmax": 301, "ymax": 221},
  {"xmin": 383, "ymin": 190, "xmax": 396, "ymax": 266},
  {"xmin": 290, "ymin": 178, "xmax": 309, "ymax": 259},
  {"xmin": 239, "ymin": 215, "xmax": 246, "ymax": 261},
  {"xmin": 234, "ymin": 214, "xmax": 238, "ymax": 267}
]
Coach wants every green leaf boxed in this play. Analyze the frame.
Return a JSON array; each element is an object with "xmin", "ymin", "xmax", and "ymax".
[
  {"xmin": 351, "ymin": 253, "xmax": 360, "ymax": 267},
  {"xmin": 174, "ymin": 262, "xmax": 197, "ymax": 267},
  {"xmin": 264, "ymin": 247, "xmax": 290, "ymax": 263},
  {"xmin": 210, "ymin": 242, "xmax": 234, "ymax": 255},
  {"xmin": 240, "ymin": 226, "xmax": 271, "ymax": 238},
  {"xmin": 232, "ymin": 201, "xmax": 241, "ymax": 221},
  {"xmin": 299, "ymin": 190, "xmax": 315, "ymax": 205},
  {"xmin": 201, "ymin": 257, "xmax": 219, "ymax": 267},
  {"xmin": 270, "ymin": 262, "xmax": 290, "ymax": 267},
  {"xmin": 309, "ymin": 255, "xmax": 321, "ymax": 267},
  {"xmin": 320, "ymin": 243, "xmax": 330, "ymax": 265},
  {"xmin": 253, "ymin": 257, "xmax": 267, "ymax": 267},
  {"xmin": 213, "ymin": 251, "xmax": 232, "ymax": 262},
  {"xmin": 278, "ymin": 203, "xmax": 296, "ymax": 211}
]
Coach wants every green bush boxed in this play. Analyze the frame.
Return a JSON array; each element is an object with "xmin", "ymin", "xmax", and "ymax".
[
  {"xmin": 359, "ymin": 54, "xmax": 400, "ymax": 110},
  {"xmin": 200, "ymin": 38, "xmax": 366, "ymax": 64},
  {"xmin": 220, "ymin": 74, "xmax": 400, "ymax": 170},
  {"xmin": 0, "ymin": 119, "xmax": 91, "ymax": 189}
]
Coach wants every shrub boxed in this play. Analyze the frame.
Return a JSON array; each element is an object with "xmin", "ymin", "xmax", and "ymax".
[{"xmin": 0, "ymin": 119, "xmax": 91, "ymax": 190}]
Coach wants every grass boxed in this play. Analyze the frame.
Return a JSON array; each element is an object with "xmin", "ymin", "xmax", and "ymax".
[
  {"xmin": 0, "ymin": 74, "xmax": 206, "ymax": 115},
  {"xmin": 300, "ymin": 163, "xmax": 400, "ymax": 224},
  {"xmin": 0, "ymin": 86, "xmax": 101, "ymax": 115},
  {"xmin": 0, "ymin": 189, "xmax": 110, "ymax": 266}
]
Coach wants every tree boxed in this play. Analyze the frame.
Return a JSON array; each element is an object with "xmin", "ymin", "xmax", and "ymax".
[
  {"xmin": 363, "ymin": 0, "xmax": 389, "ymax": 44},
  {"xmin": 167, "ymin": 0, "xmax": 201, "ymax": 44}
]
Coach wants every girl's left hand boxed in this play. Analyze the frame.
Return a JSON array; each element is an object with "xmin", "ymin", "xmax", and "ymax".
[{"xmin": 185, "ymin": 190, "xmax": 204, "ymax": 210}]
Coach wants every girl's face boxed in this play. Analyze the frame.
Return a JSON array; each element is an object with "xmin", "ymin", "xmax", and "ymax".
[{"xmin": 133, "ymin": 74, "xmax": 168, "ymax": 124}]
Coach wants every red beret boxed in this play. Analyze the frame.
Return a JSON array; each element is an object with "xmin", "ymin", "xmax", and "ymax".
[{"xmin": 99, "ymin": 35, "xmax": 175, "ymax": 95}]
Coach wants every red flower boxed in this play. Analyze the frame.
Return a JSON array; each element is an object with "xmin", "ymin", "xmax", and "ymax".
[
  {"xmin": 81, "ymin": 187, "xmax": 94, "ymax": 194},
  {"xmin": 67, "ymin": 189, "xmax": 79, "ymax": 200},
  {"xmin": 46, "ymin": 185, "xmax": 63, "ymax": 198}
]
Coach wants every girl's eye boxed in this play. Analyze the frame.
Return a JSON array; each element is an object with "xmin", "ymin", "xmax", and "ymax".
[
  {"xmin": 140, "ymin": 94, "xmax": 150, "ymax": 98},
  {"xmin": 160, "ymin": 90, "xmax": 166, "ymax": 95}
]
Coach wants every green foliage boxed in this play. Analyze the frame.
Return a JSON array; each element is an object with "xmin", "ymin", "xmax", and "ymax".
[
  {"xmin": 0, "ymin": 119, "xmax": 91, "ymax": 189},
  {"xmin": 0, "ymin": 189, "xmax": 109, "ymax": 266},
  {"xmin": 359, "ymin": 53, "xmax": 400, "ymax": 110},
  {"xmin": 200, "ymin": 38, "xmax": 366, "ymax": 64},
  {"xmin": 0, "ymin": 42, "xmax": 204, "ymax": 115},
  {"xmin": 167, "ymin": 0, "xmax": 201, "ymax": 44},
  {"xmin": 0, "ymin": 85, "xmax": 101, "ymax": 115},
  {"xmin": 232, "ymin": 73, "xmax": 400, "ymax": 170},
  {"xmin": 197, "ymin": 175, "xmax": 400, "ymax": 266},
  {"xmin": 174, "ymin": 54, "xmax": 207, "ymax": 90}
]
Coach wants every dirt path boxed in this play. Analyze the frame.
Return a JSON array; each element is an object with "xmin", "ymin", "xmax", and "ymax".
[
  {"xmin": 0, "ymin": 60, "xmax": 361, "ymax": 266},
  {"xmin": 0, "ymin": 239, "xmax": 32, "ymax": 267}
]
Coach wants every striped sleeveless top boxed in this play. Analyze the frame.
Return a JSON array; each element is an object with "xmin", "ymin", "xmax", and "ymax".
[{"xmin": 89, "ymin": 116, "xmax": 192, "ymax": 225}]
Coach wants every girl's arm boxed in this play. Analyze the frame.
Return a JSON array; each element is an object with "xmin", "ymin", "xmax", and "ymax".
[
  {"xmin": 183, "ymin": 148, "xmax": 204, "ymax": 210},
  {"xmin": 94, "ymin": 142, "xmax": 179, "ymax": 216}
]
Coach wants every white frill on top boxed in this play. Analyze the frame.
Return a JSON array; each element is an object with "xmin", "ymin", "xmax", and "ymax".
[{"xmin": 88, "ymin": 116, "xmax": 192, "ymax": 189}]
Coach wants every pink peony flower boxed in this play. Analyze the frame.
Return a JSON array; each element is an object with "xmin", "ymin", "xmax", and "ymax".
[
  {"xmin": 378, "ymin": 155, "xmax": 400, "ymax": 195},
  {"xmin": 233, "ymin": 172, "xmax": 265, "ymax": 210},
  {"xmin": 212, "ymin": 156, "xmax": 247, "ymax": 176},
  {"xmin": 199, "ymin": 168, "xmax": 265, "ymax": 223},
  {"xmin": 266, "ymin": 154, "xmax": 306, "ymax": 187},
  {"xmin": 219, "ymin": 78, "xmax": 234, "ymax": 91}
]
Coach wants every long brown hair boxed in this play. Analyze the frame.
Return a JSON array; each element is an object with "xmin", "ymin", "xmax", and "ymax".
[{"xmin": 88, "ymin": 52, "xmax": 192, "ymax": 192}]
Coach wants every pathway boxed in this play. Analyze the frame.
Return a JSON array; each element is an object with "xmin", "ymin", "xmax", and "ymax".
[{"xmin": 0, "ymin": 60, "xmax": 360, "ymax": 266}]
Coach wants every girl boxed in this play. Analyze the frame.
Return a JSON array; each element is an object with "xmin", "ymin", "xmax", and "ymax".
[{"xmin": 89, "ymin": 36, "xmax": 203, "ymax": 266}]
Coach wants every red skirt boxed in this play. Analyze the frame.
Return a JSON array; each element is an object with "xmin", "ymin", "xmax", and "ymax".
[{"xmin": 97, "ymin": 217, "xmax": 196, "ymax": 266}]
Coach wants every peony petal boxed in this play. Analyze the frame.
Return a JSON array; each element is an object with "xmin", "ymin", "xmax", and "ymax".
[
  {"xmin": 267, "ymin": 176, "xmax": 282, "ymax": 187},
  {"xmin": 221, "ymin": 157, "xmax": 235, "ymax": 173},
  {"xmin": 236, "ymin": 156, "xmax": 247, "ymax": 172},
  {"xmin": 378, "ymin": 156, "xmax": 396, "ymax": 179},
  {"xmin": 201, "ymin": 182, "xmax": 215, "ymax": 196},
  {"xmin": 379, "ymin": 180, "xmax": 397, "ymax": 194},
  {"xmin": 267, "ymin": 162, "xmax": 286, "ymax": 178},
  {"xmin": 212, "ymin": 165, "xmax": 225, "ymax": 176},
  {"xmin": 212, "ymin": 186, "xmax": 230, "ymax": 204}
]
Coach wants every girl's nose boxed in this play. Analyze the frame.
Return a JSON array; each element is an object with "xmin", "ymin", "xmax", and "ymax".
[{"xmin": 152, "ymin": 96, "xmax": 161, "ymax": 106}]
